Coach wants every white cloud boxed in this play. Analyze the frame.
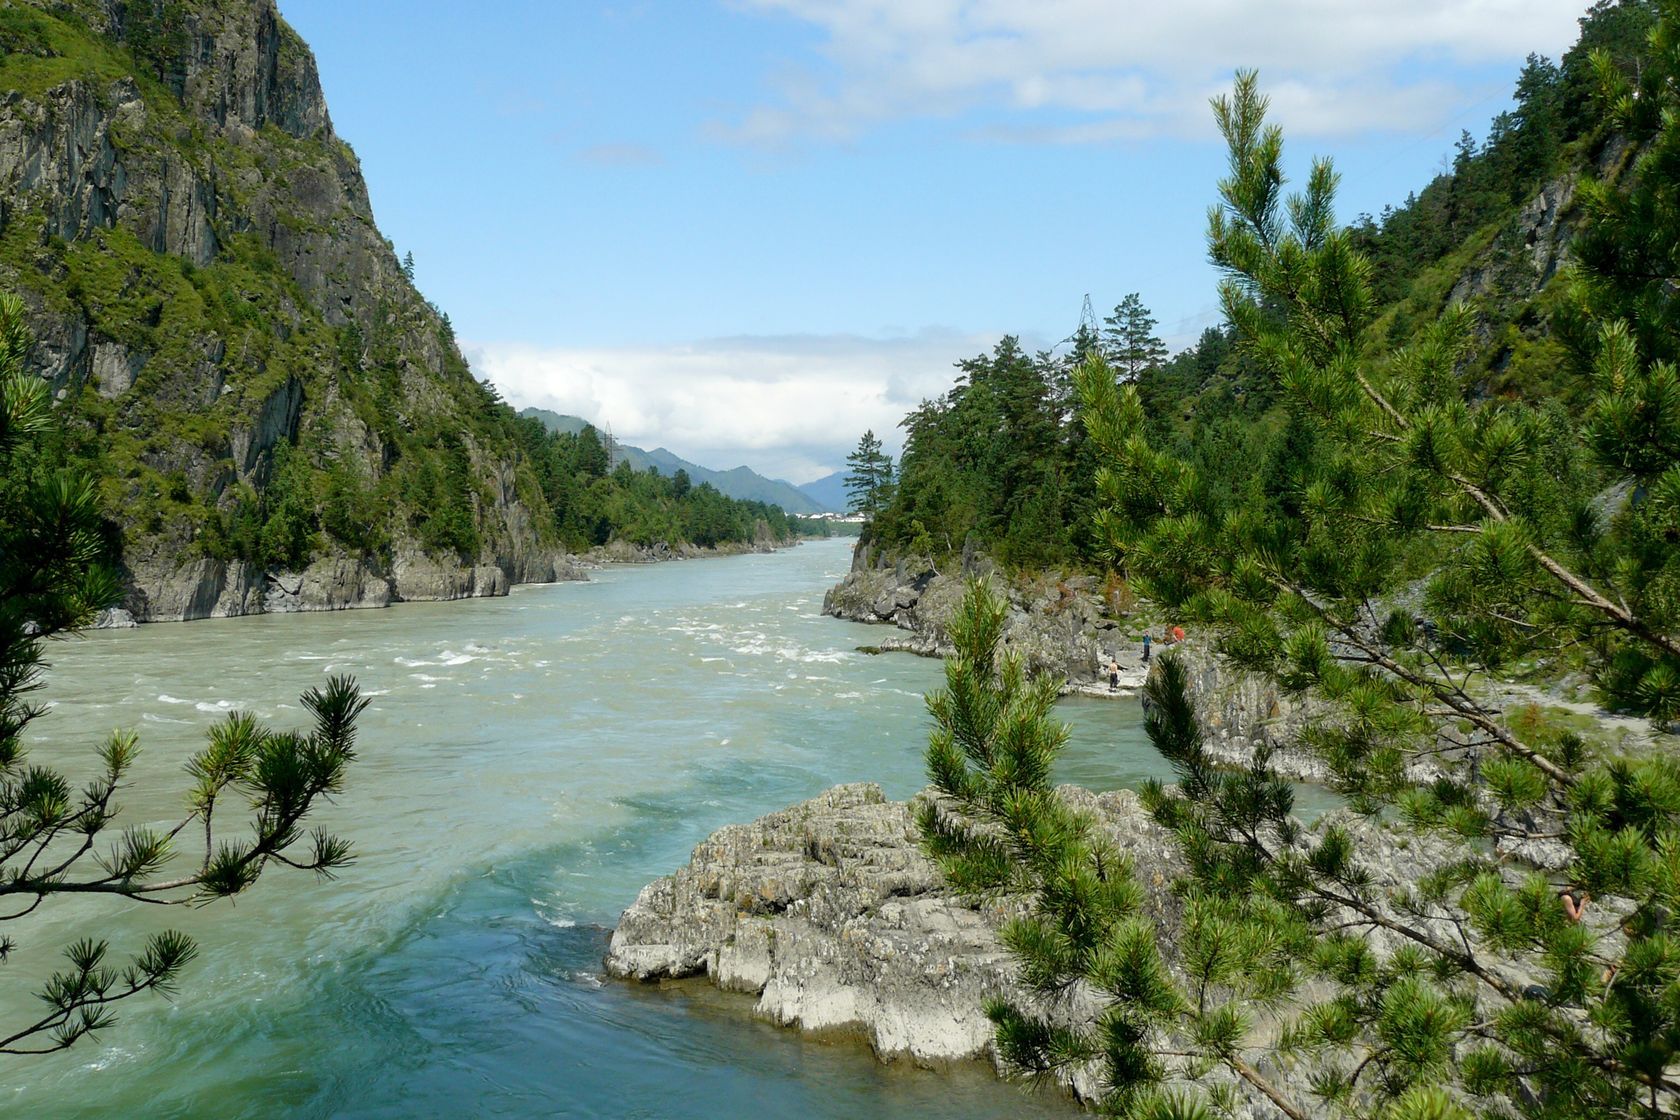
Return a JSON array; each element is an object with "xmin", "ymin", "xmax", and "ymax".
[
  {"xmin": 465, "ymin": 330, "xmax": 1014, "ymax": 483},
  {"xmin": 720, "ymin": 0, "xmax": 1586, "ymax": 143}
]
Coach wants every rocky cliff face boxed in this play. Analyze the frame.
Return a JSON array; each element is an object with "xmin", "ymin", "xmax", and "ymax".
[
  {"xmin": 0, "ymin": 0, "xmax": 574, "ymax": 620},
  {"xmin": 822, "ymin": 544, "xmax": 1148, "ymax": 693}
]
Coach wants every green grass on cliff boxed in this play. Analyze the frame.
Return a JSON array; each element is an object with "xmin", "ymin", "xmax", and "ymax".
[{"xmin": 0, "ymin": 7, "xmax": 141, "ymax": 100}]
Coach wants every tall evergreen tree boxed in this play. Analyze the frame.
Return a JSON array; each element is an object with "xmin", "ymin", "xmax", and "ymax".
[
  {"xmin": 1508, "ymin": 53, "xmax": 1565, "ymax": 182},
  {"xmin": 844, "ymin": 429, "xmax": 895, "ymax": 519},
  {"xmin": 1103, "ymin": 293, "xmax": 1168, "ymax": 381}
]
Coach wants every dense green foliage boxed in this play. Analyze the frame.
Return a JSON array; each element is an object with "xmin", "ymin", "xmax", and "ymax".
[
  {"xmin": 870, "ymin": 337, "xmax": 1092, "ymax": 568},
  {"xmin": 918, "ymin": 8, "xmax": 1680, "ymax": 1114},
  {"xmin": 0, "ymin": 294, "xmax": 362, "ymax": 1054},
  {"xmin": 867, "ymin": 2, "xmax": 1655, "ymax": 579},
  {"xmin": 1575, "ymin": 3, "xmax": 1680, "ymax": 365},
  {"xmin": 863, "ymin": 301, "xmax": 1164, "ymax": 569},
  {"xmin": 509, "ymin": 416, "xmax": 803, "ymax": 550}
]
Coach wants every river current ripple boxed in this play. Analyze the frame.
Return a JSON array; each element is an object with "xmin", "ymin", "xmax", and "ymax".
[{"xmin": 8, "ymin": 539, "xmax": 1157, "ymax": 1118}]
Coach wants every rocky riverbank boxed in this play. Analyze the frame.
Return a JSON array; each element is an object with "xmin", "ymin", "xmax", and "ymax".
[
  {"xmin": 605, "ymin": 783, "xmax": 1182, "ymax": 1099},
  {"xmin": 822, "ymin": 545, "xmax": 1150, "ymax": 693},
  {"xmin": 820, "ymin": 546, "xmax": 1446, "ymax": 787},
  {"xmin": 577, "ymin": 528, "xmax": 787, "ymax": 567},
  {"xmin": 108, "ymin": 546, "xmax": 589, "ymax": 624},
  {"xmin": 106, "ymin": 531, "xmax": 796, "ymax": 625},
  {"xmin": 606, "ymin": 782, "xmax": 1604, "ymax": 1114}
]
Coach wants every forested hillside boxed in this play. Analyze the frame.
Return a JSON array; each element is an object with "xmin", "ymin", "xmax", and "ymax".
[
  {"xmin": 508, "ymin": 410, "xmax": 811, "ymax": 550},
  {"xmin": 0, "ymin": 0, "xmax": 793, "ymax": 621},
  {"xmin": 864, "ymin": 0, "xmax": 1655, "ymax": 577},
  {"xmin": 518, "ymin": 407, "xmax": 831, "ymax": 515}
]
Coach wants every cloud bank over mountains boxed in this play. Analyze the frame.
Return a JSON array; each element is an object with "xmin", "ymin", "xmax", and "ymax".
[{"xmin": 467, "ymin": 329, "xmax": 1009, "ymax": 484}]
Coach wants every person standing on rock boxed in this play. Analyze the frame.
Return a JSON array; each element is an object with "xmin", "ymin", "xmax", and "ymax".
[
  {"xmin": 1561, "ymin": 887, "xmax": 1589, "ymax": 922},
  {"xmin": 1107, "ymin": 657, "xmax": 1120, "ymax": 692},
  {"xmin": 1142, "ymin": 633, "xmax": 1152, "ymax": 663}
]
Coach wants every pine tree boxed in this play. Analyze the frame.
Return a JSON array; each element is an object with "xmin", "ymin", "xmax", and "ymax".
[
  {"xmin": 1052, "ymin": 64, "xmax": 1680, "ymax": 1117},
  {"xmin": 844, "ymin": 429, "xmax": 895, "ymax": 519},
  {"xmin": 0, "ymin": 294, "xmax": 363, "ymax": 1054},
  {"xmin": 1103, "ymin": 293, "xmax": 1168, "ymax": 381},
  {"xmin": 1509, "ymin": 53, "xmax": 1564, "ymax": 183},
  {"xmin": 920, "ymin": 584, "xmax": 1316, "ymax": 1118},
  {"xmin": 1069, "ymin": 321, "xmax": 1103, "ymax": 366}
]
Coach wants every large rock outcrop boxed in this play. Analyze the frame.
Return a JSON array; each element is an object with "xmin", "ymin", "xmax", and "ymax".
[
  {"xmin": 822, "ymin": 544, "xmax": 1148, "ymax": 693},
  {"xmin": 606, "ymin": 783, "xmax": 1187, "ymax": 1085},
  {"xmin": 608, "ymin": 782, "xmax": 1624, "ymax": 1114},
  {"xmin": 0, "ymin": 0, "xmax": 578, "ymax": 620}
]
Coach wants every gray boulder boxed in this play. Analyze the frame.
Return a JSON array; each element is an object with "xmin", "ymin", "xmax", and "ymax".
[{"xmin": 608, "ymin": 780, "xmax": 1602, "ymax": 1114}]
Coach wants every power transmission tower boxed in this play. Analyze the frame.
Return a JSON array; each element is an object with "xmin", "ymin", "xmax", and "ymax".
[{"xmin": 1053, "ymin": 294, "xmax": 1101, "ymax": 356}]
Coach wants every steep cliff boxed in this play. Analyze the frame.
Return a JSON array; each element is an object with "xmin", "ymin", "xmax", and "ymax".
[{"xmin": 0, "ymin": 0, "xmax": 574, "ymax": 619}]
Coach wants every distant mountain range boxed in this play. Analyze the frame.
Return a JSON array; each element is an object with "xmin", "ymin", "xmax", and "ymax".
[
  {"xmin": 796, "ymin": 471, "xmax": 850, "ymax": 513},
  {"xmin": 519, "ymin": 408, "xmax": 837, "ymax": 515}
]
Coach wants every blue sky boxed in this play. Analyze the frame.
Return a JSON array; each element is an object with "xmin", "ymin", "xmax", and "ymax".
[{"xmin": 279, "ymin": 0, "xmax": 1589, "ymax": 483}]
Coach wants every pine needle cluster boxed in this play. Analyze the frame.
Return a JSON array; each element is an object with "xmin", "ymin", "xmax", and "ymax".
[
  {"xmin": 0, "ymin": 293, "xmax": 363, "ymax": 1055},
  {"xmin": 922, "ymin": 584, "xmax": 1315, "ymax": 1118}
]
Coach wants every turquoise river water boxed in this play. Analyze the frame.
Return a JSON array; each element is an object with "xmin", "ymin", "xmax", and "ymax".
[{"xmin": 6, "ymin": 538, "xmax": 1180, "ymax": 1118}]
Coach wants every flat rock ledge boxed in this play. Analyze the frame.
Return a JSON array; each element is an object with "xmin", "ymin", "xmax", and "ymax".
[{"xmin": 605, "ymin": 782, "xmax": 1190, "ymax": 1102}]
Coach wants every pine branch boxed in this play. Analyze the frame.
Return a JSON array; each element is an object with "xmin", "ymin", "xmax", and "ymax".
[
  {"xmin": 1229, "ymin": 1055, "xmax": 1311, "ymax": 1120},
  {"xmin": 1275, "ymin": 575, "xmax": 1576, "ymax": 788}
]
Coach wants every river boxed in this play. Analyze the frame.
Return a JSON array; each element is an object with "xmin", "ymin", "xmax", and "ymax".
[{"xmin": 7, "ymin": 538, "xmax": 1170, "ymax": 1118}]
